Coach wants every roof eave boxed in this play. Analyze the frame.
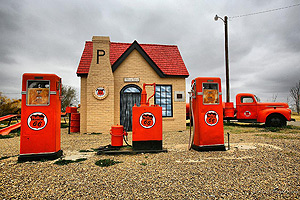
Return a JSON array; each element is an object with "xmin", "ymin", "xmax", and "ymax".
[
  {"xmin": 77, "ymin": 73, "xmax": 88, "ymax": 77},
  {"xmin": 164, "ymin": 74, "xmax": 189, "ymax": 78}
]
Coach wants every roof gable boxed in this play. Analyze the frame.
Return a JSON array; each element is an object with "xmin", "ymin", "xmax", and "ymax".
[
  {"xmin": 111, "ymin": 41, "xmax": 165, "ymax": 77},
  {"xmin": 76, "ymin": 40, "xmax": 189, "ymax": 77}
]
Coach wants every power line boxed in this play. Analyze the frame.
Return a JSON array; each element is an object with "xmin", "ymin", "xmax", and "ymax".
[{"xmin": 230, "ymin": 3, "xmax": 300, "ymax": 19}]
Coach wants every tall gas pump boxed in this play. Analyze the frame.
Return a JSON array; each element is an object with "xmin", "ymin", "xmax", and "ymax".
[
  {"xmin": 18, "ymin": 73, "xmax": 63, "ymax": 161},
  {"xmin": 189, "ymin": 77, "xmax": 226, "ymax": 151}
]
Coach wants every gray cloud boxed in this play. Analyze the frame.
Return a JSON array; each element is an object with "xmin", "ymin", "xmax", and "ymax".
[{"xmin": 0, "ymin": 0, "xmax": 299, "ymax": 104}]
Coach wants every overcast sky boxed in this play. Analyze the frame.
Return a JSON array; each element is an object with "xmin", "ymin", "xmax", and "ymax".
[{"xmin": 1, "ymin": 0, "xmax": 300, "ymax": 104}]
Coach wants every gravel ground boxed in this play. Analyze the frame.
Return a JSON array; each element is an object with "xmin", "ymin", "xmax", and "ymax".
[{"xmin": 0, "ymin": 127, "xmax": 299, "ymax": 199}]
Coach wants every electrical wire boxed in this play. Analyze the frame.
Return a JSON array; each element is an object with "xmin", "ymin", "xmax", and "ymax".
[{"xmin": 230, "ymin": 3, "xmax": 300, "ymax": 19}]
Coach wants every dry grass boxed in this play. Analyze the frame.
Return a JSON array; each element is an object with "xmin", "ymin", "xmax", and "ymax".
[{"xmin": 292, "ymin": 113, "xmax": 300, "ymax": 121}]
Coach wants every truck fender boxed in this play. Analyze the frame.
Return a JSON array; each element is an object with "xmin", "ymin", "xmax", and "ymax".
[{"xmin": 257, "ymin": 108, "xmax": 290, "ymax": 123}]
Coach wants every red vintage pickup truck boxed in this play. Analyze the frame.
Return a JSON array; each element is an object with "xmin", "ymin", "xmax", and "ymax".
[
  {"xmin": 223, "ymin": 93, "xmax": 294, "ymax": 127},
  {"xmin": 187, "ymin": 93, "xmax": 295, "ymax": 127}
]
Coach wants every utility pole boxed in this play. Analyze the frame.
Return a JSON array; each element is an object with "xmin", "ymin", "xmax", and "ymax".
[{"xmin": 215, "ymin": 15, "xmax": 230, "ymax": 103}]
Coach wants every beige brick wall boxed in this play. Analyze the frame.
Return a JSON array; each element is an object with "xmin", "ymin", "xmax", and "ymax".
[
  {"xmin": 84, "ymin": 36, "xmax": 115, "ymax": 134},
  {"xmin": 114, "ymin": 49, "xmax": 186, "ymax": 132},
  {"xmin": 80, "ymin": 76, "xmax": 87, "ymax": 133},
  {"xmin": 80, "ymin": 37, "xmax": 187, "ymax": 133}
]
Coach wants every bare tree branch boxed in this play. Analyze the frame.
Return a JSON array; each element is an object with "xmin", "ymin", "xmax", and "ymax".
[{"xmin": 290, "ymin": 80, "xmax": 300, "ymax": 114}]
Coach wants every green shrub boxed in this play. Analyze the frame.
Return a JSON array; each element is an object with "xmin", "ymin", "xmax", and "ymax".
[
  {"xmin": 95, "ymin": 159, "xmax": 122, "ymax": 167},
  {"xmin": 54, "ymin": 158, "xmax": 87, "ymax": 165}
]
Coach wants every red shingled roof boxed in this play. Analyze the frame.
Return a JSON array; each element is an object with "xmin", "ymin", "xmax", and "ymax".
[
  {"xmin": 76, "ymin": 41, "xmax": 93, "ymax": 75},
  {"xmin": 76, "ymin": 40, "xmax": 189, "ymax": 77}
]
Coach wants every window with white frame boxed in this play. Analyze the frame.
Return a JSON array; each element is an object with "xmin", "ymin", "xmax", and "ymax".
[{"xmin": 155, "ymin": 85, "xmax": 173, "ymax": 117}]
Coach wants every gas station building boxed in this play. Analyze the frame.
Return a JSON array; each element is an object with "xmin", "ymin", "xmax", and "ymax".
[{"xmin": 76, "ymin": 36, "xmax": 189, "ymax": 134}]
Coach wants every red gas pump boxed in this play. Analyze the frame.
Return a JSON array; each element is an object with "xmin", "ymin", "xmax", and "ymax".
[
  {"xmin": 97, "ymin": 83, "xmax": 166, "ymax": 155},
  {"xmin": 18, "ymin": 73, "xmax": 63, "ymax": 161},
  {"xmin": 132, "ymin": 83, "xmax": 163, "ymax": 151},
  {"xmin": 189, "ymin": 77, "xmax": 226, "ymax": 151}
]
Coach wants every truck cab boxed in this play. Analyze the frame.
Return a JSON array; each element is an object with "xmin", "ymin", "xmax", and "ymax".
[{"xmin": 235, "ymin": 93, "xmax": 293, "ymax": 127}]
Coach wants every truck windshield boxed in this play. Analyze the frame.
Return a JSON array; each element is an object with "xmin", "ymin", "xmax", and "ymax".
[{"xmin": 254, "ymin": 95, "xmax": 260, "ymax": 102}]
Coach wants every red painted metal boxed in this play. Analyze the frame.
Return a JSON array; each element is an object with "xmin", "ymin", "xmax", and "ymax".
[
  {"xmin": 0, "ymin": 122, "xmax": 21, "ymax": 136},
  {"xmin": 70, "ymin": 113, "xmax": 80, "ymax": 133},
  {"xmin": 20, "ymin": 73, "xmax": 62, "ymax": 155},
  {"xmin": 0, "ymin": 115, "xmax": 18, "ymax": 122},
  {"xmin": 224, "ymin": 102, "xmax": 235, "ymax": 118},
  {"xmin": 191, "ymin": 77, "xmax": 225, "ymax": 149},
  {"xmin": 66, "ymin": 106, "xmax": 77, "ymax": 113},
  {"xmin": 110, "ymin": 125, "xmax": 127, "ymax": 147},
  {"xmin": 140, "ymin": 83, "xmax": 156, "ymax": 106},
  {"xmin": 132, "ymin": 83, "xmax": 162, "ymax": 150},
  {"xmin": 132, "ymin": 104, "xmax": 162, "ymax": 142}
]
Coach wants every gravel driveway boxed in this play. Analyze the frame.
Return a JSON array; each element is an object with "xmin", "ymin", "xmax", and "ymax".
[{"xmin": 0, "ymin": 128, "xmax": 299, "ymax": 199}]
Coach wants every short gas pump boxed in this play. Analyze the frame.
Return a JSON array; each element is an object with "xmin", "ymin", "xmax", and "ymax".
[
  {"xmin": 98, "ymin": 83, "xmax": 166, "ymax": 155},
  {"xmin": 189, "ymin": 77, "xmax": 226, "ymax": 151},
  {"xmin": 18, "ymin": 73, "xmax": 63, "ymax": 161},
  {"xmin": 132, "ymin": 83, "xmax": 163, "ymax": 151}
]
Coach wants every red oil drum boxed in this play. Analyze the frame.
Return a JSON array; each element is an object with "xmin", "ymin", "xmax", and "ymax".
[
  {"xmin": 70, "ymin": 113, "xmax": 80, "ymax": 133},
  {"xmin": 66, "ymin": 106, "xmax": 77, "ymax": 113},
  {"xmin": 224, "ymin": 102, "xmax": 234, "ymax": 118},
  {"xmin": 110, "ymin": 125, "xmax": 126, "ymax": 147}
]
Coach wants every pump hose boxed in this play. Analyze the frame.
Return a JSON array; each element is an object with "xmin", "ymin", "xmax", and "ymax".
[
  {"xmin": 188, "ymin": 92, "xmax": 196, "ymax": 150},
  {"xmin": 123, "ymin": 132, "xmax": 132, "ymax": 147}
]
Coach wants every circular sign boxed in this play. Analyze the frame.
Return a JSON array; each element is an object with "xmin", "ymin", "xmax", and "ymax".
[
  {"xmin": 204, "ymin": 110, "xmax": 219, "ymax": 126},
  {"xmin": 27, "ymin": 112, "xmax": 48, "ymax": 130},
  {"xmin": 244, "ymin": 111, "xmax": 251, "ymax": 117},
  {"xmin": 93, "ymin": 86, "xmax": 108, "ymax": 100},
  {"xmin": 139, "ymin": 112, "xmax": 156, "ymax": 129},
  {"xmin": 95, "ymin": 87, "xmax": 106, "ymax": 98}
]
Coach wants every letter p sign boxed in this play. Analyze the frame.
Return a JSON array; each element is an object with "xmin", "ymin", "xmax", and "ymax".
[{"xmin": 97, "ymin": 50, "xmax": 105, "ymax": 64}]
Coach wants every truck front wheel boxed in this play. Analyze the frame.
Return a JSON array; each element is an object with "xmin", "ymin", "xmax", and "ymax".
[{"xmin": 265, "ymin": 114, "xmax": 287, "ymax": 127}]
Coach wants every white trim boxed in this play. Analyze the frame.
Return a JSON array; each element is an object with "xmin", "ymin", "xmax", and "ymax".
[{"xmin": 266, "ymin": 105, "xmax": 284, "ymax": 108}]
